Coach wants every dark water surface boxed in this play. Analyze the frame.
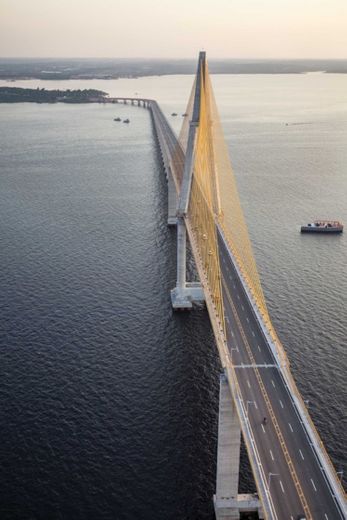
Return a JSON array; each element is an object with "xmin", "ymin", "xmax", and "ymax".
[{"xmin": 0, "ymin": 74, "xmax": 346, "ymax": 519}]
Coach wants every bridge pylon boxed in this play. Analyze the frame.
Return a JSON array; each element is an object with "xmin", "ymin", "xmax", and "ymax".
[{"xmin": 170, "ymin": 52, "xmax": 207, "ymax": 310}]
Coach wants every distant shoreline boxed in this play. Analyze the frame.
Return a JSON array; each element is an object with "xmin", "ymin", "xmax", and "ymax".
[
  {"xmin": 1, "ymin": 58, "xmax": 346, "ymax": 80},
  {"xmin": 1, "ymin": 71, "xmax": 347, "ymax": 81}
]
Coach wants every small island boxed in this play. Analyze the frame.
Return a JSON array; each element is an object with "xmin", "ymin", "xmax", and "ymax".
[{"xmin": 0, "ymin": 86, "xmax": 109, "ymax": 103}]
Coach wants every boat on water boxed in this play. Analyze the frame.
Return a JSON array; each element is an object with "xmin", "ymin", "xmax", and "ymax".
[
  {"xmin": 301, "ymin": 220, "xmax": 343, "ymax": 233},
  {"xmin": 171, "ymin": 112, "xmax": 177, "ymax": 116},
  {"xmin": 114, "ymin": 117, "xmax": 121, "ymax": 122},
  {"xmin": 123, "ymin": 118, "xmax": 130, "ymax": 123}
]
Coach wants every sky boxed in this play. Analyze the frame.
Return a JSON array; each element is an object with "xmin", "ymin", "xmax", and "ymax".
[{"xmin": 0, "ymin": 0, "xmax": 346, "ymax": 59}]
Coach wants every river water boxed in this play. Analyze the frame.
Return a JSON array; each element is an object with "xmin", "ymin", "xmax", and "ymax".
[{"xmin": 0, "ymin": 73, "xmax": 346, "ymax": 519}]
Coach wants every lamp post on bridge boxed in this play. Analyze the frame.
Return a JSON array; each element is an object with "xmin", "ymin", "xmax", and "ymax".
[
  {"xmin": 246, "ymin": 400, "xmax": 256, "ymax": 417},
  {"xmin": 337, "ymin": 470, "xmax": 344, "ymax": 484},
  {"xmin": 229, "ymin": 345, "xmax": 238, "ymax": 362}
]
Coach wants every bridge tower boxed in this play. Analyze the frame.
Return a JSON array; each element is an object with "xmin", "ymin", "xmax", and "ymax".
[
  {"xmin": 171, "ymin": 52, "xmax": 264, "ymax": 518},
  {"xmin": 170, "ymin": 52, "xmax": 206, "ymax": 309}
]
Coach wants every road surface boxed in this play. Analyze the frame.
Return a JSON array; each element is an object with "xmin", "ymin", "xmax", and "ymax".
[{"xmin": 218, "ymin": 229, "xmax": 343, "ymax": 520}]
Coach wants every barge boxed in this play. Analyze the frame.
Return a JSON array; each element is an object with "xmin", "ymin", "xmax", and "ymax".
[{"xmin": 301, "ymin": 220, "xmax": 343, "ymax": 233}]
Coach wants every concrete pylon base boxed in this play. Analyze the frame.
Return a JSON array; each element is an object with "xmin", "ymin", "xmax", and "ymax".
[
  {"xmin": 170, "ymin": 283, "xmax": 205, "ymax": 310},
  {"xmin": 214, "ymin": 494, "xmax": 263, "ymax": 519},
  {"xmin": 213, "ymin": 495, "xmax": 240, "ymax": 520}
]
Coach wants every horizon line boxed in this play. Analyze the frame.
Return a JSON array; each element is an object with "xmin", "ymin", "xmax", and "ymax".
[{"xmin": 1, "ymin": 56, "xmax": 347, "ymax": 61}]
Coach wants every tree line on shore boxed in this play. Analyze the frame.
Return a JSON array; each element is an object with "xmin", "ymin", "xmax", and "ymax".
[{"xmin": 0, "ymin": 87, "xmax": 108, "ymax": 103}]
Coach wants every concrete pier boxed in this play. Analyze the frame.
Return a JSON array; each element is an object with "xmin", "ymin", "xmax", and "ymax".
[
  {"xmin": 214, "ymin": 374, "xmax": 241, "ymax": 520},
  {"xmin": 214, "ymin": 374, "xmax": 263, "ymax": 520},
  {"xmin": 167, "ymin": 169, "xmax": 177, "ymax": 226},
  {"xmin": 170, "ymin": 217, "xmax": 205, "ymax": 309}
]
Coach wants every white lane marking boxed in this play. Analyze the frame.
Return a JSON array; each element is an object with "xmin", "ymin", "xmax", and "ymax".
[
  {"xmin": 299, "ymin": 449, "xmax": 305, "ymax": 460},
  {"xmin": 226, "ymin": 317, "xmax": 230, "ymax": 324},
  {"xmin": 257, "ymin": 345, "xmax": 261, "ymax": 352},
  {"xmin": 237, "ymin": 294, "xmax": 240, "ymax": 300},
  {"xmin": 279, "ymin": 480, "xmax": 285, "ymax": 493},
  {"xmin": 261, "ymin": 424, "xmax": 265, "ymax": 433},
  {"xmin": 279, "ymin": 400, "xmax": 284, "ymax": 408},
  {"xmin": 288, "ymin": 423, "xmax": 293, "ymax": 433},
  {"xmin": 254, "ymin": 401, "xmax": 258, "ymax": 409},
  {"xmin": 291, "ymin": 517, "xmax": 294, "ymax": 520},
  {"xmin": 271, "ymin": 379, "xmax": 276, "ymax": 388},
  {"xmin": 231, "ymin": 330, "xmax": 234, "ymax": 337},
  {"xmin": 311, "ymin": 478, "xmax": 317, "ymax": 492},
  {"xmin": 252, "ymin": 330, "xmax": 255, "ymax": 337},
  {"xmin": 268, "ymin": 357, "xmax": 339, "ymax": 500},
  {"xmin": 247, "ymin": 380, "xmax": 251, "ymax": 388},
  {"xmin": 241, "ymin": 305, "xmax": 244, "ymax": 311},
  {"xmin": 269, "ymin": 449, "xmax": 274, "ymax": 461},
  {"xmin": 324, "ymin": 514, "xmax": 329, "ymax": 520}
]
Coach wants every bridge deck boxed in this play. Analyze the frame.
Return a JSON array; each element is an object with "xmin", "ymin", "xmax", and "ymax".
[
  {"xmin": 218, "ymin": 230, "xmax": 342, "ymax": 520},
  {"xmin": 130, "ymin": 97, "xmax": 345, "ymax": 520}
]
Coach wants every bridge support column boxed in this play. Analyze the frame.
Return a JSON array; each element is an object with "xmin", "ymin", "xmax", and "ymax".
[
  {"xmin": 167, "ymin": 172, "xmax": 177, "ymax": 226},
  {"xmin": 214, "ymin": 374, "xmax": 263, "ymax": 520},
  {"xmin": 214, "ymin": 374, "xmax": 241, "ymax": 520},
  {"xmin": 177, "ymin": 217, "xmax": 186, "ymax": 290},
  {"xmin": 170, "ymin": 217, "xmax": 205, "ymax": 309}
]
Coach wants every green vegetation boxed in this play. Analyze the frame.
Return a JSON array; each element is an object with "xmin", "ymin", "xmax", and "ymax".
[{"xmin": 0, "ymin": 87, "xmax": 108, "ymax": 103}]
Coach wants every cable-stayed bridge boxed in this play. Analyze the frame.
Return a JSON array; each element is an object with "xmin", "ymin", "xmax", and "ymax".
[{"xmin": 112, "ymin": 53, "xmax": 346, "ymax": 520}]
